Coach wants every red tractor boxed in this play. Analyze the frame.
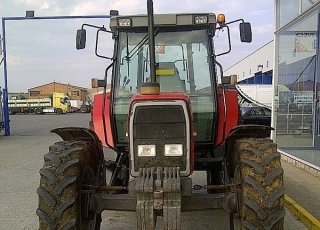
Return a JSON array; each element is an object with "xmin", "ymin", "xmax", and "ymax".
[{"xmin": 37, "ymin": 1, "xmax": 285, "ymax": 229}]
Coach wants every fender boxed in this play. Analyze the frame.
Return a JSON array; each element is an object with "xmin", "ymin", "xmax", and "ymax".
[
  {"xmin": 51, "ymin": 127, "xmax": 104, "ymax": 159},
  {"xmin": 51, "ymin": 127, "xmax": 103, "ymax": 143},
  {"xmin": 226, "ymin": 125, "xmax": 273, "ymax": 142}
]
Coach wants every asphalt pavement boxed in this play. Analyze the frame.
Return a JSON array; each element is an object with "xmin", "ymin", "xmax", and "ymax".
[{"xmin": 0, "ymin": 113, "xmax": 312, "ymax": 229}]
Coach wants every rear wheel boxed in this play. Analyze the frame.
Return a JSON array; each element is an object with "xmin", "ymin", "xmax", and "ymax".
[
  {"xmin": 35, "ymin": 108, "xmax": 42, "ymax": 115},
  {"xmin": 8, "ymin": 108, "xmax": 14, "ymax": 115},
  {"xmin": 231, "ymin": 138, "xmax": 285, "ymax": 230},
  {"xmin": 36, "ymin": 141, "xmax": 103, "ymax": 230}
]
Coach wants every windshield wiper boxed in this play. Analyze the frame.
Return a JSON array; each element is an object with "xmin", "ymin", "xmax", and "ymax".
[{"xmin": 123, "ymin": 28, "xmax": 160, "ymax": 62}]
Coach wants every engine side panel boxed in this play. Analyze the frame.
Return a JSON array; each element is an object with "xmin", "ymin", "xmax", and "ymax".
[
  {"xmin": 92, "ymin": 93, "xmax": 115, "ymax": 148},
  {"xmin": 215, "ymin": 86, "xmax": 240, "ymax": 146}
]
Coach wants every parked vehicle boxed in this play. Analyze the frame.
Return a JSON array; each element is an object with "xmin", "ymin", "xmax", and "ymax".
[
  {"xmin": 79, "ymin": 100, "xmax": 92, "ymax": 113},
  {"xmin": 69, "ymin": 99, "xmax": 82, "ymax": 113},
  {"xmin": 8, "ymin": 92, "xmax": 70, "ymax": 115},
  {"xmin": 240, "ymin": 106, "xmax": 272, "ymax": 126},
  {"xmin": 36, "ymin": 2, "xmax": 285, "ymax": 229}
]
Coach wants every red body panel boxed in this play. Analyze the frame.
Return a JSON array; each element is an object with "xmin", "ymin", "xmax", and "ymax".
[
  {"xmin": 92, "ymin": 93, "xmax": 114, "ymax": 148},
  {"xmin": 129, "ymin": 92, "xmax": 195, "ymax": 173},
  {"xmin": 215, "ymin": 87, "xmax": 240, "ymax": 146}
]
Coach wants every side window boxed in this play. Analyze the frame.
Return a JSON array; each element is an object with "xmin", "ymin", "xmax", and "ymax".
[
  {"xmin": 250, "ymin": 108, "xmax": 256, "ymax": 116},
  {"xmin": 264, "ymin": 108, "xmax": 271, "ymax": 116},
  {"xmin": 252, "ymin": 108, "xmax": 262, "ymax": 116},
  {"xmin": 60, "ymin": 98, "xmax": 66, "ymax": 104},
  {"xmin": 118, "ymin": 45, "xmax": 139, "ymax": 96},
  {"xmin": 254, "ymin": 108, "xmax": 266, "ymax": 116}
]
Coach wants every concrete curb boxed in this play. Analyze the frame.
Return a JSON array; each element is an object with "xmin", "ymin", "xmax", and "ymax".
[
  {"xmin": 284, "ymin": 194, "xmax": 320, "ymax": 230},
  {"xmin": 279, "ymin": 150, "xmax": 320, "ymax": 178}
]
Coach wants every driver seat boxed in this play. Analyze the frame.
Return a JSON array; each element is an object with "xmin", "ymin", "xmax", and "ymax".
[{"xmin": 155, "ymin": 62, "xmax": 185, "ymax": 92}]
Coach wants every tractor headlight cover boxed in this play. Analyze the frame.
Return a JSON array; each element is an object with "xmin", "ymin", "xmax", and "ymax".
[
  {"xmin": 118, "ymin": 18, "xmax": 132, "ymax": 27},
  {"xmin": 194, "ymin": 15, "xmax": 208, "ymax": 24},
  {"xmin": 138, "ymin": 145, "xmax": 156, "ymax": 157},
  {"xmin": 164, "ymin": 144, "xmax": 183, "ymax": 156}
]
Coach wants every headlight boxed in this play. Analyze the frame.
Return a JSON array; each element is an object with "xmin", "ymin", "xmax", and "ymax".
[
  {"xmin": 164, "ymin": 144, "xmax": 183, "ymax": 156},
  {"xmin": 194, "ymin": 15, "xmax": 208, "ymax": 24},
  {"xmin": 118, "ymin": 18, "xmax": 132, "ymax": 27},
  {"xmin": 138, "ymin": 145, "xmax": 156, "ymax": 157}
]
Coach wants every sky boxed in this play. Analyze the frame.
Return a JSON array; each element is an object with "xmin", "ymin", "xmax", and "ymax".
[{"xmin": 0, "ymin": 0, "xmax": 274, "ymax": 93}]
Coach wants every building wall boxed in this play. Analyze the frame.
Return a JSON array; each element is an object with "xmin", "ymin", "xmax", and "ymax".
[
  {"xmin": 224, "ymin": 41, "xmax": 274, "ymax": 82},
  {"xmin": 28, "ymin": 82, "xmax": 87, "ymax": 101},
  {"xmin": 222, "ymin": 41, "xmax": 274, "ymax": 107}
]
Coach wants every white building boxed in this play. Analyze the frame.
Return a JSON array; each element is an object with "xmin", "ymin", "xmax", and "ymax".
[{"xmin": 223, "ymin": 40, "xmax": 274, "ymax": 108}]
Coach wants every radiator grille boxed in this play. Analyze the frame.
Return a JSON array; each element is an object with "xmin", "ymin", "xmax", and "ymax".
[{"xmin": 131, "ymin": 103, "xmax": 189, "ymax": 174}]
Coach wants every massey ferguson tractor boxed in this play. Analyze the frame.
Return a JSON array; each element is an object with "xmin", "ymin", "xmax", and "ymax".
[{"xmin": 36, "ymin": 1, "xmax": 285, "ymax": 229}]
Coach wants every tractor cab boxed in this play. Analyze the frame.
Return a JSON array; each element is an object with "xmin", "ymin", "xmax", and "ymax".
[{"xmin": 110, "ymin": 13, "xmax": 218, "ymax": 148}]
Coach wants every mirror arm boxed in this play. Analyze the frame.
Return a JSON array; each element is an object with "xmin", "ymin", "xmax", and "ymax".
[
  {"xmin": 81, "ymin": 23, "xmax": 108, "ymax": 32},
  {"xmin": 95, "ymin": 28, "xmax": 113, "ymax": 60},
  {"xmin": 216, "ymin": 18, "xmax": 245, "ymax": 29},
  {"xmin": 216, "ymin": 26, "xmax": 231, "ymax": 57}
]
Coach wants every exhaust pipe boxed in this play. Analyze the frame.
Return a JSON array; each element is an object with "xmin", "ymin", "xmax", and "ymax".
[{"xmin": 147, "ymin": 0, "xmax": 156, "ymax": 83}]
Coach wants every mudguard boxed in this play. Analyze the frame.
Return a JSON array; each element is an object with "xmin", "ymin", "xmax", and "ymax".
[
  {"xmin": 51, "ymin": 127, "xmax": 104, "ymax": 159},
  {"xmin": 51, "ymin": 127, "xmax": 103, "ymax": 143}
]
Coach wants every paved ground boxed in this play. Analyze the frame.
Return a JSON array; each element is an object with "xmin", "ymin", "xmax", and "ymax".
[
  {"xmin": 0, "ymin": 113, "xmax": 310, "ymax": 229},
  {"xmin": 282, "ymin": 160, "xmax": 320, "ymax": 221}
]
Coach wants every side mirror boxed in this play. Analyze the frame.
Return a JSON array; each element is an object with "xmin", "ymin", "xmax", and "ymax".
[
  {"xmin": 239, "ymin": 22, "xmax": 252, "ymax": 43},
  {"xmin": 76, "ymin": 29, "xmax": 86, "ymax": 50}
]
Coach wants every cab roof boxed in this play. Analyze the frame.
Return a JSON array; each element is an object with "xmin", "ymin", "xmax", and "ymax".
[{"xmin": 109, "ymin": 13, "xmax": 216, "ymax": 31}]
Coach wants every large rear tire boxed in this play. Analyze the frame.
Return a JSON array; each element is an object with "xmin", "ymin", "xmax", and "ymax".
[
  {"xmin": 231, "ymin": 138, "xmax": 285, "ymax": 230},
  {"xmin": 36, "ymin": 141, "xmax": 103, "ymax": 230}
]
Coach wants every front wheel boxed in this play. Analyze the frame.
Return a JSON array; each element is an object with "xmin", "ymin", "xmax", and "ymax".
[
  {"xmin": 36, "ymin": 141, "xmax": 103, "ymax": 230},
  {"xmin": 56, "ymin": 108, "xmax": 63, "ymax": 114},
  {"xmin": 231, "ymin": 138, "xmax": 285, "ymax": 230}
]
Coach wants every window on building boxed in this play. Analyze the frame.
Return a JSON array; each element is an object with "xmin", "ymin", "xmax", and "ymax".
[
  {"xmin": 275, "ymin": 9, "xmax": 318, "ymax": 149},
  {"xmin": 71, "ymin": 91, "xmax": 80, "ymax": 96},
  {"xmin": 30, "ymin": 91, "xmax": 40, "ymax": 96}
]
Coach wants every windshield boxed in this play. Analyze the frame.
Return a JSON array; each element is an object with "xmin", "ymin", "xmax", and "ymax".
[
  {"xmin": 60, "ymin": 97, "xmax": 70, "ymax": 105},
  {"xmin": 115, "ymin": 29, "xmax": 212, "ymax": 96},
  {"xmin": 113, "ymin": 28, "xmax": 216, "ymax": 143}
]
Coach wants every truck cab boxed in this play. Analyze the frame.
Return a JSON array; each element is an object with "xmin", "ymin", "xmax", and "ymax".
[{"xmin": 51, "ymin": 92, "xmax": 71, "ymax": 114}]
